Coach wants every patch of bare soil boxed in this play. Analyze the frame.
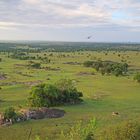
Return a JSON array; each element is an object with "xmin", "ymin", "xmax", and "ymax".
[
  {"xmin": 76, "ymin": 72, "xmax": 95, "ymax": 76},
  {"xmin": 0, "ymin": 74, "xmax": 7, "ymax": 80},
  {"xmin": 23, "ymin": 80, "xmax": 43, "ymax": 86},
  {"xmin": 63, "ymin": 62, "xmax": 82, "ymax": 65},
  {"xmin": 16, "ymin": 72, "xmax": 33, "ymax": 77},
  {"xmin": 44, "ymin": 66, "xmax": 61, "ymax": 71},
  {"xmin": 92, "ymin": 92, "xmax": 109, "ymax": 100},
  {"xmin": 20, "ymin": 108, "xmax": 65, "ymax": 120},
  {"xmin": 0, "ymin": 80, "xmax": 42, "ymax": 87},
  {"xmin": 14, "ymin": 64, "xmax": 27, "ymax": 67}
]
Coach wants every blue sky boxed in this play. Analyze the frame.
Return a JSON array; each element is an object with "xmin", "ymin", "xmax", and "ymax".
[{"xmin": 0, "ymin": 0, "xmax": 140, "ymax": 42}]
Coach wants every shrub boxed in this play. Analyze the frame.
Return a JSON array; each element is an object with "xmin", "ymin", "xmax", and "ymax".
[
  {"xmin": 134, "ymin": 73, "xmax": 140, "ymax": 83},
  {"xmin": 59, "ymin": 118, "xmax": 96, "ymax": 140},
  {"xmin": 4, "ymin": 107, "xmax": 17, "ymax": 120},
  {"xmin": 30, "ymin": 62, "xmax": 41, "ymax": 69},
  {"xmin": 28, "ymin": 61, "xmax": 41, "ymax": 69},
  {"xmin": 28, "ymin": 79, "xmax": 83, "ymax": 107},
  {"xmin": 99, "ymin": 120, "xmax": 140, "ymax": 140},
  {"xmin": 83, "ymin": 60, "xmax": 128, "ymax": 76},
  {"xmin": 83, "ymin": 61, "xmax": 94, "ymax": 67}
]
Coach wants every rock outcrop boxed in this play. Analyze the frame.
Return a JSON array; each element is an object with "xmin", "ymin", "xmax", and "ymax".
[
  {"xmin": 0, "ymin": 108, "xmax": 65, "ymax": 126},
  {"xmin": 19, "ymin": 108, "xmax": 65, "ymax": 120}
]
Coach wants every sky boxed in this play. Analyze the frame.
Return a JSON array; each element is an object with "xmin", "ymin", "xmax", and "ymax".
[{"xmin": 0, "ymin": 0, "xmax": 140, "ymax": 42}]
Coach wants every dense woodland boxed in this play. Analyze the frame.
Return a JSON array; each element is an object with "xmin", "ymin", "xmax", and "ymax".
[{"xmin": 0, "ymin": 42, "xmax": 140, "ymax": 52}]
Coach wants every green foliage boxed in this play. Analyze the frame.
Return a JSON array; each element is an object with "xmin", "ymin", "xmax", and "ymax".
[
  {"xmin": 34, "ymin": 135, "xmax": 49, "ymax": 140},
  {"xmin": 0, "ymin": 47, "xmax": 140, "ymax": 140},
  {"xmin": 134, "ymin": 73, "xmax": 140, "ymax": 83},
  {"xmin": 0, "ymin": 42, "xmax": 140, "ymax": 52},
  {"xmin": 99, "ymin": 120, "xmax": 140, "ymax": 140},
  {"xmin": 28, "ymin": 79, "xmax": 83, "ymax": 107},
  {"xmin": 28, "ymin": 61, "xmax": 41, "ymax": 69},
  {"xmin": 84, "ymin": 61, "xmax": 94, "ymax": 67},
  {"xmin": 10, "ymin": 52, "xmax": 36, "ymax": 60},
  {"xmin": 59, "ymin": 118, "xmax": 96, "ymax": 140},
  {"xmin": 84, "ymin": 60, "xmax": 128, "ymax": 76},
  {"xmin": 41, "ymin": 57, "xmax": 50, "ymax": 63},
  {"xmin": 4, "ymin": 107, "xmax": 17, "ymax": 120},
  {"xmin": 85, "ymin": 132, "xmax": 95, "ymax": 140}
]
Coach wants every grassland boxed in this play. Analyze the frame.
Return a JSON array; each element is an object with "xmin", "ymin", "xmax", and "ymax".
[{"xmin": 0, "ymin": 50, "xmax": 140, "ymax": 140}]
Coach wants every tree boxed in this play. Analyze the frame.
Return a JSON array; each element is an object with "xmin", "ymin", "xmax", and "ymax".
[{"xmin": 134, "ymin": 73, "xmax": 140, "ymax": 83}]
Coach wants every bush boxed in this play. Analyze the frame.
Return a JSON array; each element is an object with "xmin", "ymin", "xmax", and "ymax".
[
  {"xmin": 83, "ymin": 61, "xmax": 94, "ymax": 67},
  {"xmin": 28, "ymin": 61, "xmax": 41, "ymax": 69},
  {"xmin": 99, "ymin": 120, "xmax": 140, "ymax": 140},
  {"xmin": 59, "ymin": 118, "xmax": 96, "ymax": 140},
  {"xmin": 134, "ymin": 73, "xmax": 140, "ymax": 83},
  {"xmin": 4, "ymin": 107, "xmax": 17, "ymax": 120},
  {"xmin": 83, "ymin": 60, "xmax": 128, "ymax": 76},
  {"xmin": 30, "ymin": 63, "xmax": 41, "ymax": 69},
  {"xmin": 28, "ymin": 79, "xmax": 83, "ymax": 107}
]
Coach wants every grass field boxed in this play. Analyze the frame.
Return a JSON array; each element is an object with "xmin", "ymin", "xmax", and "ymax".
[{"xmin": 0, "ymin": 51, "xmax": 140, "ymax": 140}]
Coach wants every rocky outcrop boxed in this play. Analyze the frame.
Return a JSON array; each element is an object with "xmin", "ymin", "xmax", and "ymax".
[
  {"xmin": 19, "ymin": 108, "xmax": 65, "ymax": 120},
  {"xmin": 0, "ymin": 108, "xmax": 65, "ymax": 126}
]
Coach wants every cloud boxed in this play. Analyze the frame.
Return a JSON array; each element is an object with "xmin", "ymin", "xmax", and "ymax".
[{"xmin": 0, "ymin": 0, "xmax": 139, "ymax": 42}]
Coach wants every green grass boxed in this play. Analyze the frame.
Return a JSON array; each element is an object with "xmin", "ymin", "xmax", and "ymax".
[{"xmin": 0, "ymin": 51, "xmax": 140, "ymax": 140}]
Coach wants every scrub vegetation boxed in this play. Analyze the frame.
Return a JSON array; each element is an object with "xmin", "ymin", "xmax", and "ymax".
[{"xmin": 0, "ymin": 42, "xmax": 140, "ymax": 140}]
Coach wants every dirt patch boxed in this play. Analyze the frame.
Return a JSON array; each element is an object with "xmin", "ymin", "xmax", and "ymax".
[
  {"xmin": 0, "ymin": 80, "xmax": 42, "ymax": 87},
  {"xmin": 20, "ymin": 108, "xmax": 65, "ymax": 120},
  {"xmin": 16, "ymin": 72, "xmax": 33, "ymax": 77},
  {"xmin": 14, "ymin": 64, "xmax": 27, "ymax": 67},
  {"xmin": 44, "ymin": 66, "xmax": 61, "ymax": 71},
  {"xmin": 23, "ymin": 80, "xmax": 42, "ymax": 86},
  {"xmin": 63, "ymin": 62, "xmax": 82, "ymax": 65},
  {"xmin": 76, "ymin": 72, "xmax": 95, "ymax": 76},
  {"xmin": 92, "ymin": 92, "xmax": 109, "ymax": 100},
  {"xmin": 0, "ymin": 74, "xmax": 7, "ymax": 80}
]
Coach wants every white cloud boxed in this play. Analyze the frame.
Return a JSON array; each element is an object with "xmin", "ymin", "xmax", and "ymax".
[{"xmin": 0, "ymin": 0, "xmax": 140, "ymax": 31}]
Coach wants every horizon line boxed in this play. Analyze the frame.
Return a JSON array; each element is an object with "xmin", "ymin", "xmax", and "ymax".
[{"xmin": 0, "ymin": 40, "xmax": 140, "ymax": 44}]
